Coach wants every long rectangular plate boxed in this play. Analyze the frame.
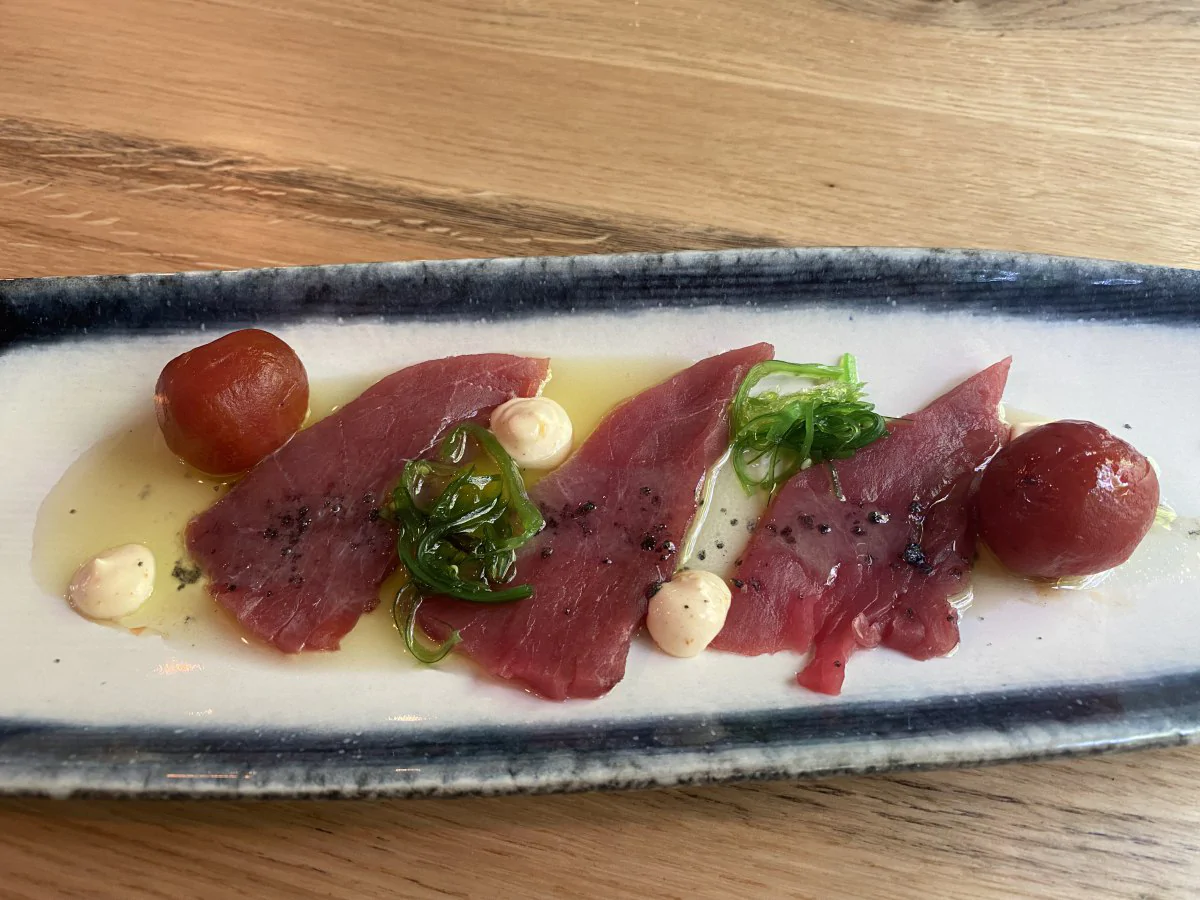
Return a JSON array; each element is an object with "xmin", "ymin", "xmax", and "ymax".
[{"xmin": 2, "ymin": 248, "xmax": 1199, "ymax": 798}]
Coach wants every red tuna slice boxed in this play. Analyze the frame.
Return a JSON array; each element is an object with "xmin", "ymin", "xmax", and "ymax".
[
  {"xmin": 420, "ymin": 343, "xmax": 774, "ymax": 700},
  {"xmin": 711, "ymin": 359, "xmax": 1011, "ymax": 695},
  {"xmin": 186, "ymin": 354, "xmax": 549, "ymax": 653}
]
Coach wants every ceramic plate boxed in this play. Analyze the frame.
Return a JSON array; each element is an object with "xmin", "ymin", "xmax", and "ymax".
[{"xmin": 3, "ymin": 248, "xmax": 1200, "ymax": 798}]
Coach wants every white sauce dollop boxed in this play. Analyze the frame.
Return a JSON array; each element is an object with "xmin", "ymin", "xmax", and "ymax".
[
  {"xmin": 490, "ymin": 396, "xmax": 574, "ymax": 469},
  {"xmin": 67, "ymin": 544, "xmax": 156, "ymax": 620},
  {"xmin": 646, "ymin": 569, "xmax": 732, "ymax": 658}
]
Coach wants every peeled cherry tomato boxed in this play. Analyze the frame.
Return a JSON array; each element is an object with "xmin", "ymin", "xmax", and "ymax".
[
  {"xmin": 976, "ymin": 420, "xmax": 1159, "ymax": 579},
  {"xmin": 155, "ymin": 329, "xmax": 308, "ymax": 476}
]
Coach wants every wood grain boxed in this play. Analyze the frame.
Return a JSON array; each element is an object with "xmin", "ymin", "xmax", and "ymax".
[
  {"xmin": 4, "ymin": 1, "xmax": 1200, "ymax": 897},
  {"xmin": 821, "ymin": 0, "xmax": 1200, "ymax": 29},
  {"xmin": 4, "ymin": 0, "xmax": 1200, "ymax": 278}
]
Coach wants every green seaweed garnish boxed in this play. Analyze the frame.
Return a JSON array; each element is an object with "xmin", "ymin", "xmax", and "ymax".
[
  {"xmin": 388, "ymin": 423, "xmax": 543, "ymax": 662},
  {"xmin": 392, "ymin": 582, "xmax": 461, "ymax": 665},
  {"xmin": 730, "ymin": 354, "xmax": 888, "ymax": 495}
]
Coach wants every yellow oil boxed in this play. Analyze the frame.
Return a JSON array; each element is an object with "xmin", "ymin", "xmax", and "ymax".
[
  {"xmin": 30, "ymin": 419, "xmax": 242, "ymax": 646},
  {"xmin": 31, "ymin": 356, "xmax": 685, "ymax": 665}
]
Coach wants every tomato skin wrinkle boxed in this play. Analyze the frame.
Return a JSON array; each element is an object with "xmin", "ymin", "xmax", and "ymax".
[
  {"xmin": 155, "ymin": 329, "xmax": 309, "ymax": 476},
  {"xmin": 976, "ymin": 420, "xmax": 1159, "ymax": 579}
]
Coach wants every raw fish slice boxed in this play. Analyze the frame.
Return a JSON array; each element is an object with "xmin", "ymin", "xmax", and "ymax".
[
  {"xmin": 712, "ymin": 359, "xmax": 1011, "ymax": 694},
  {"xmin": 421, "ymin": 344, "xmax": 774, "ymax": 699},
  {"xmin": 187, "ymin": 354, "xmax": 549, "ymax": 652}
]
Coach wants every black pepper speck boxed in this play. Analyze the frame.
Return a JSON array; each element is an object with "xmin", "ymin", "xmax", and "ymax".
[
  {"xmin": 902, "ymin": 542, "xmax": 932, "ymax": 573},
  {"xmin": 171, "ymin": 561, "xmax": 202, "ymax": 588}
]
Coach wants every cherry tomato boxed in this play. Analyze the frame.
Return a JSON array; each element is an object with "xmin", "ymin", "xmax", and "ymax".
[
  {"xmin": 976, "ymin": 420, "xmax": 1159, "ymax": 579},
  {"xmin": 155, "ymin": 329, "xmax": 308, "ymax": 476}
]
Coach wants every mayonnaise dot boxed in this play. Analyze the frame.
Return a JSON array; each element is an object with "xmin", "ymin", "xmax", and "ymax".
[
  {"xmin": 646, "ymin": 569, "xmax": 732, "ymax": 658},
  {"xmin": 490, "ymin": 396, "xmax": 573, "ymax": 469},
  {"xmin": 67, "ymin": 544, "xmax": 156, "ymax": 620}
]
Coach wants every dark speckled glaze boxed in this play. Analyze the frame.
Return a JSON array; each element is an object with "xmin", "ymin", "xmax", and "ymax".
[
  {"xmin": 3, "ymin": 248, "xmax": 1199, "ymax": 347},
  {"xmin": 2, "ymin": 248, "xmax": 1199, "ymax": 798}
]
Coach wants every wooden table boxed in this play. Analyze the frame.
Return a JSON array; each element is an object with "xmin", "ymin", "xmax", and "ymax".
[{"xmin": 3, "ymin": 1, "xmax": 1199, "ymax": 896}]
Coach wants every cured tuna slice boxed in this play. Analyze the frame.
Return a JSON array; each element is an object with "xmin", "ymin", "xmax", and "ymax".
[
  {"xmin": 420, "ymin": 344, "xmax": 774, "ymax": 700},
  {"xmin": 712, "ymin": 359, "xmax": 1010, "ymax": 695},
  {"xmin": 187, "ymin": 354, "xmax": 549, "ymax": 653}
]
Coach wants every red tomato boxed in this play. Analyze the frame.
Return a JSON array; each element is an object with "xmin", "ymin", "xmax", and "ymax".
[
  {"xmin": 154, "ymin": 329, "xmax": 308, "ymax": 476},
  {"xmin": 976, "ymin": 420, "xmax": 1159, "ymax": 579}
]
